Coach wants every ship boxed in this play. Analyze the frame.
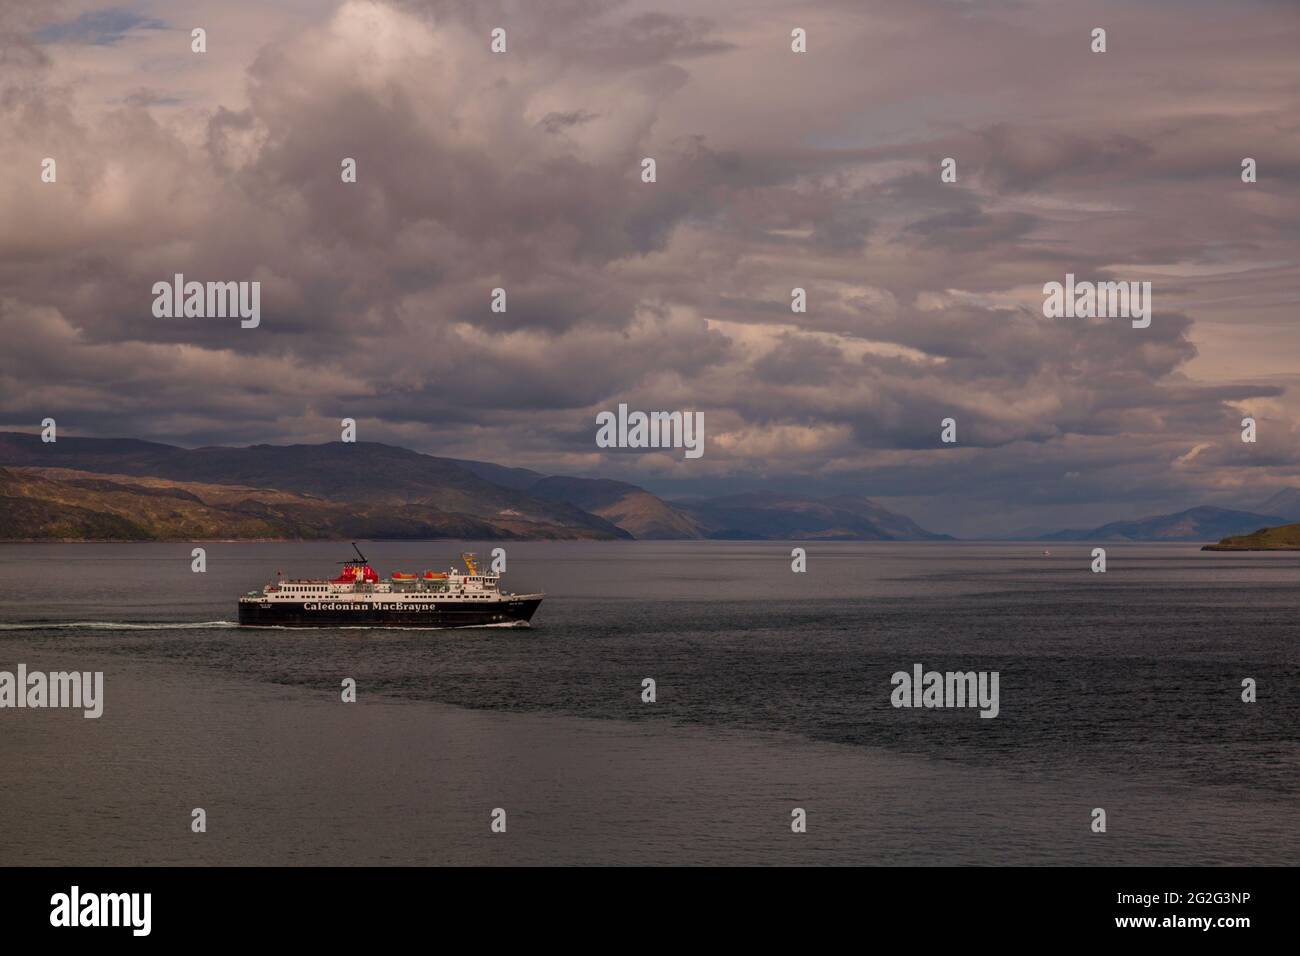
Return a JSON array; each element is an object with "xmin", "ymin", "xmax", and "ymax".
[{"xmin": 237, "ymin": 545, "xmax": 543, "ymax": 628}]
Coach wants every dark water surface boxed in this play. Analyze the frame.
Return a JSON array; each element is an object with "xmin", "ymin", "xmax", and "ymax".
[{"xmin": 0, "ymin": 541, "xmax": 1295, "ymax": 864}]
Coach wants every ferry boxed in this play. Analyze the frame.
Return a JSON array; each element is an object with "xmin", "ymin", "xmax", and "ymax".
[{"xmin": 237, "ymin": 545, "xmax": 543, "ymax": 628}]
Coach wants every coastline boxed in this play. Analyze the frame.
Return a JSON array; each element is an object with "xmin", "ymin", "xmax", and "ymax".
[{"xmin": 1201, "ymin": 545, "xmax": 1300, "ymax": 552}]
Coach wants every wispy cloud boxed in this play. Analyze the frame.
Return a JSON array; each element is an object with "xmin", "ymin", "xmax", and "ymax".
[{"xmin": 34, "ymin": 8, "xmax": 166, "ymax": 46}]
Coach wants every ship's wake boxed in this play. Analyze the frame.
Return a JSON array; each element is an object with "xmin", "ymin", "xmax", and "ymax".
[
  {"xmin": 239, "ymin": 621, "xmax": 533, "ymax": 631},
  {"xmin": 0, "ymin": 620, "xmax": 530, "ymax": 631},
  {"xmin": 0, "ymin": 621, "xmax": 239, "ymax": 631}
]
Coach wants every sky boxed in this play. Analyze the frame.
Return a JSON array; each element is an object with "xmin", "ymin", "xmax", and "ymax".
[{"xmin": 1, "ymin": 0, "xmax": 1298, "ymax": 536}]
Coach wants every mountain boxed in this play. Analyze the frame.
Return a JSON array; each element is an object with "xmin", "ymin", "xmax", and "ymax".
[
  {"xmin": 438, "ymin": 465, "xmax": 944, "ymax": 541},
  {"xmin": 0, "ymin": 434, "xmax": 614, "ymax": 529},
  {"xmin": 0, "ymin": 434, "xmax": 629, "ymax": 541},
  {"xmin": 986, "ymin": 526, "xmax": 1053, "ymax": 541},
  {"xmin": 1203, "ymin": 522, "xmax": 1300, "ymax": 551},
  {"xmin": 676, "ymin": 491, "xmax": 950, "ymax": 540},
  {"xmin": 1255, "ymin": 488, "xmax": 1300, "ymax": 521},
  {"xmin": 0, "ymin": 432, "xmax": 945, "ymax": 542},
  {"xmin": 450, "ymin": 460, "xmax": 707, "ymax": 539},
  {"xmin": 527, "ymin": 476, "xmax": 708, "ymax": 539},
  {"xmin": 444, "ymin": 458, "xmax": 547, "ymax": 492},
  {"xmin": 0, "ymin": 466, "xmax": 597, "ymax": 541},
  {"xmin": 1039, "ymin": 506, "xmax": 1287, "ymax": 542}
]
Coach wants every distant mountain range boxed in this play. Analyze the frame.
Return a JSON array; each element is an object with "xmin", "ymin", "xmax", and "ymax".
[
  {"xmin": 1036, "ymin": 506, "xmax": 1290, "ymax": 543},
  {"xmin": 7, "ymin": 432, "xmax": 1300, "ymax": 544},
  {"xmin": 675, "ymin": 492, "xmax": 949, "ymax": 541},
  {"xmin": 0, "ymin": 433, "xmax": 944, "ymax": 542},
  {"xmin": 1197, "ymin": 489, "xmax": 1300, "ymax": 550},
  {"xmin": 1254, "ymin": 488, "xmax": 1300, "ymax": 522}
]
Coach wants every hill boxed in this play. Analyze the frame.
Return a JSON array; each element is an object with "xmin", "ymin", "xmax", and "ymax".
[
  {"xmin": 0, "ymin": 466, "xmax": 599, "ymax": 541},
  {"xmin": 1202, "ymin": 523, "xmax": 1300, "ymax": 551},
  {"xmin": 0, "ymin": 433, "xmax": 621, "ymax": 534},
  {"xmin": 1255, "ymin": 488, "xmax": 1300, "ymax": 522},
  {"xmin": 0, "ymin": 434, "xmax": 629, "ymax": 541},
  {"xmin": 0, "ymin": 432, "xmax": 946, "ymax": 542},
  {"xmin": 527, "ymin": 476, "xmax": 708, "ymax": 539},
  {"xmin": 449, "ymin": 461, "xmax": 707, "ymax": 539},
  {"xmin": 677, "ymin": 491, "xmax": 950, "ymax": 541},
  {"xmin": 1038, "ymin": 506, "xmax": 1287, "ymax": 542}
]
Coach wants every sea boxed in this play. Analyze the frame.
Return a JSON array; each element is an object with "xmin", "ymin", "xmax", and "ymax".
[{"xmin": 0, "ymin": 540, "xmax": 1295, "ymax": 865}]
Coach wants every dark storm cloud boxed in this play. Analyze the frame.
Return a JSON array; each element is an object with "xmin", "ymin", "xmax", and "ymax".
[
  {"xmin": 752, "ymin": 332, "xmax": 844, "ymax": 386},
  {"xmin": 539, "ymin": 109, "xmax": 600, "ymax": 134},
  {"xmin": 906, "ymin": 207, "xmax": 1040, "ymax": 251}
]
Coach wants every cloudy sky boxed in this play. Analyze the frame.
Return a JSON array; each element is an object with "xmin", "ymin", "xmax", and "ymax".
[{"xmin": 2, "ymin": 0, "xmax": 1298, "ymax": 535}]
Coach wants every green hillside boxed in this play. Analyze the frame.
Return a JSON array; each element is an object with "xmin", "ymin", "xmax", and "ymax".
[{"xmin": 1201, "ymin": 523, "xmax": 1300, "ymax": 551}]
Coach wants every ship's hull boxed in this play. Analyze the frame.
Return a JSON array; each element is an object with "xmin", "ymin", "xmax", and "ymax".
[{"xmin": 237, "ymin": 595, "xmax": 543, "ymax": 629}]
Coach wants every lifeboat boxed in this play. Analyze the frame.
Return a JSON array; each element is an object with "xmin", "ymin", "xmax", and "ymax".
[
  {"xmin": 422, "ymin": 570, "xmax": 449, "ymax": 580},
  {"xmin": 391, "ymin": 572, "xmax": 417, "ymax": 581}
]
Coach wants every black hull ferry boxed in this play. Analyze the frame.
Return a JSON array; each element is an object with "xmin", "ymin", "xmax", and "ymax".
[{"xmin": 238, "ymin": 546, "xmax": 543, "ymax": 629}]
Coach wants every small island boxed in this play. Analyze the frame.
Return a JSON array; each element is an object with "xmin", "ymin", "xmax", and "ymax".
[{"xmin": 1202, "ymin": 523, "xmax": 1300, "ymax": 551}]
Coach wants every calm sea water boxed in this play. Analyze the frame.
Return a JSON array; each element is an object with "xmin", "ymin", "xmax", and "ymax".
[{"xmin": 0, "ymin": 540, "xmax": 1296, "ymax": 865}]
